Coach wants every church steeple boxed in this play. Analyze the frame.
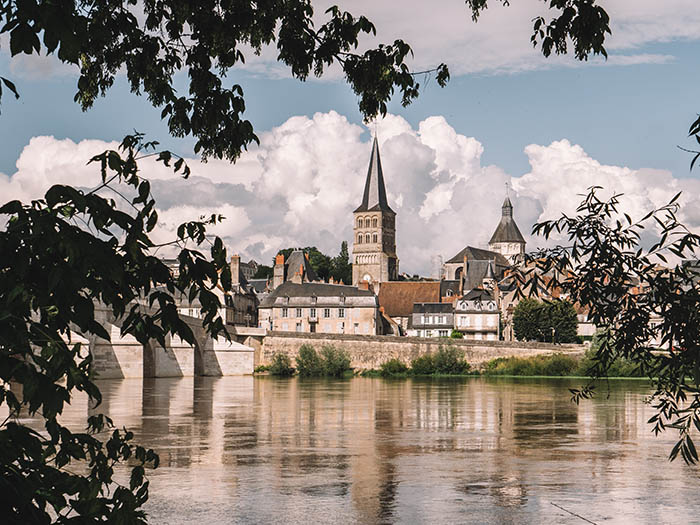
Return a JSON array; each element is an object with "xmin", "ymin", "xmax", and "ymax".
[
  {"xmin": 351, "ymin": 136, "xmax": 398, "ymax": 286},
  {"xmin": 488, "ymin": 185, "xmax": 526, "ymax": 264},
  {"xmin": 354, "ymin": 137, "xmax": 393, "ymax": 213}
]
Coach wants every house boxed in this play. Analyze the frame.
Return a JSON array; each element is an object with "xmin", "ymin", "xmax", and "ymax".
[
  {"xmin": 258, "ymin": 281, "xmax": 381, "ymax": 335},
  {"xmin": 454, "ymin": 288, "xmax": 499, "ymax": 340},
  {"xmin": 377, "ymin": 281, "xmax": 442, "ymax": 334},
  {"xmin": 408, "ymin": 303, "xmax": 454, "ymax": 338}
]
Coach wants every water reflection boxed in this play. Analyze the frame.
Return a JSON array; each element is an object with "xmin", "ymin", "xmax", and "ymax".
[{"xmin": 36, "ymin": 376, "xmax": 700, "ymax": 523}]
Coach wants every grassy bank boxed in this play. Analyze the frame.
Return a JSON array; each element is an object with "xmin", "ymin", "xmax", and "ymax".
[{"xmin": 259, "ymin": 343, "xmax": 644, "ymax": 380}]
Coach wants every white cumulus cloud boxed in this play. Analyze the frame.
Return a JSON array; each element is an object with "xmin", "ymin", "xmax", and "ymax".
[{"xmin": 3, "ymin": 111, "xmax": 700, "ymax": 275}]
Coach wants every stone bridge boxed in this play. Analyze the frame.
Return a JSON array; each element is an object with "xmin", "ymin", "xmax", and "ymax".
[{"xmin": 79, "ymin": 305, "xmax": 264, "ymax": 379}]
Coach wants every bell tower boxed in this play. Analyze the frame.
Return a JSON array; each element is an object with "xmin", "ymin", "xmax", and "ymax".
[{"xmin": 352, "ymin": 137, "xmax": 399, "ymax": 286}]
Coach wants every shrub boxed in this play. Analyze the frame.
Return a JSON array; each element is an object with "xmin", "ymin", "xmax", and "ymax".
[
  {"xmin": 254, "ymin": 364, "xmax": 270, "ymax": 373},
  {"xmin": 449, "ymin": 330, "xmax": 464, "ymax": 339},
  {"xmin": 296, "ymin": 344, "xmax": 322, "ymax": 377},
  {"xmin": 433, "ymin": 345, "xmax": 471, "ymax": 374},
  {"xmin": 484, "ymin": 353, "xmax": 578, "ymax": 376},
  {"xmin": 268, "ymin": 353, "xmax": 295, "ymax": 377},
  {"xmin": 380, "ymin": 358, "xmax": 409, "ymax": 377},
  {"xmin": 411, "ymin": 354, "xmax": 436, "ymax": 375},
  {"xmin": 320, "ymin": 344, "xmax": 352, "ymax": 377}
]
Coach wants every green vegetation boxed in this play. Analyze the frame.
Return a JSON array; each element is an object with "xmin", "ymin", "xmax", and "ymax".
[
  {"xmin": 319, "ymin": 345, "xmax": 352, "ymax": 377},
  {"xmin": 449, "ymin": 330, "xmax": 464, "ymax": 339},
  {"xmin": 268, "ymin": 353, "xmax": 295, "ymax": 377},
  {"xmin": 275, "ymin": 242, "xmax": 352, "ymax": 284},
  {"xmin": 483, "ymin": 354, "xmax": 579, "ymax": 377},
  {"xmin": 379, "ymin": 359, "xmax": 410, "ymax": 377},
  {"xmin": 294, "ymin": 344, "xmax": 352, "ymax": 378},
  {"xmin": 254, "ymin": 364, "xmax": 270, "ymax": 373},
  {"xmin": 513, "ymin": 298, "xmax": 578, "ymax": 343}
]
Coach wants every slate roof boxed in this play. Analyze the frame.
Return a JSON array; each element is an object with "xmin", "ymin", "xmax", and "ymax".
[
  {"xmin": 489, "ymin": 196, "xmax": 526, "ymax": 244},
  {"xmin": 446, "ymin": 246, "xmax": 509, "ymax": 266},
  {"xmin": 412, "ymin": 302, "xmax": 453, "ymax": 314},
  {"xmin": 354, "ymin": 137, "xmax": 394, "ymax": 213},
  {"xmin": 260, "ymin": 281, "xmax": 376, "ymax": 308},
  {"xmin": 248, "ymin": 279, "xmax": 269, "ymax": 294},
  {"xmin": 378, "ymin": 281, "xmax": 441, "ymax": 318},
  {"xmin": 440, "ymin": 280, "xmax": 460, "ymax": 298},
  {"xmin": 285, "ymin": 250, "xmax": 319, "ymax": 282}
]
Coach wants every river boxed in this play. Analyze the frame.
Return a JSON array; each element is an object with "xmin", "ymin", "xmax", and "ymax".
[{"xmin": 35, "ymin": 376, "xmax": 700, "ymax": 523}]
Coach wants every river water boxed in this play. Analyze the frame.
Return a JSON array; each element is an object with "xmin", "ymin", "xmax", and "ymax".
[{"xmin": 37, "ymin": 376, "xmax": 700, "ymax": 523}]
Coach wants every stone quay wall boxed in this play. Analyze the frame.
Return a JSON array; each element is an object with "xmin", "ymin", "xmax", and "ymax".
[{"xmin": 259, "ymin": 332, "xmax": 585, "ymax": 370}]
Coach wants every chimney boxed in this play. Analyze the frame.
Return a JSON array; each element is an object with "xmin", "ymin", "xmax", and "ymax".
[
  {"xmin": 230, "ymin": 254, "xmax": 241, "ymax": 288},
  {"xmin": 272, "ymin": 253, "xmax": 285, "ymax": 289},
  {"xmin": 460, "ymin": 254, "xmax": 468, "ymax": 295}
]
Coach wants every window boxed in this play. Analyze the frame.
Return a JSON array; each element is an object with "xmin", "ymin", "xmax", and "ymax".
[
  {"xmin": 439, "ymin": 330, "xmax": 449, "ymax": 337},
  {"xmin": 310, "ymin": 308, "xmax": 316, "ymax": 318},
  {"xmin": 426, "ymin": 330, "xmax": 433, "ymax": 337},
  {"xmin": 323, "ymin": 308, "xmax": 331, "ymax": 318},
  {"xmin": 338, "ymin": 322, "xmax": 345, "ymax": 332},
  {"xmin": 296, "ymin": 322, "xmax": 303, "ymax": 332},
  {"xmin": 372, "ymin": 217, "xmax": 378, "ymax": 228},
  {"xmin": 282, "ymin": 322, "xmax": 288, "ymax": 331},
  {"xmin": 365, "ymin": 233, "xmax": 370, "ymax": 243},
  {"xmin": 357, "ymin": 234, "xmax": 363, "ymax": 244},
  {"xmin": 357, "ymin": 218, "xmax": 363, "ymax": 228},
  {"xmin": 296, "ymin": 308, "xmax": 303, "ymax": 317},
  {"xmin": 372, "ymin": 233, "xmax": 377, "ymax": 243},
  {"xmin": 338, "ymin": 308, "xmax": 345, "ymax": 318},
  {"xmin": 281, "ymin": 307, "xmax": 288, "ymax": 318}
]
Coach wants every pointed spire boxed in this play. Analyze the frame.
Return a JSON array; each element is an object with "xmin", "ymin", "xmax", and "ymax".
[
  {"xmin": 502, "ymin": 182, "xmax": 513, "ymax": 217},
  {"xmin": 354, "ymin": 137, "xmax": 394, "ymax": 213}
]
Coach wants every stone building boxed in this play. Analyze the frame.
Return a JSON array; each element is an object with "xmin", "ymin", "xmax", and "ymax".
[
  {"xmin": 443, "ymin": 246, "xmax": 509, "ymax": 292},
  {"xmin": 408, "ymin": 303, "xmax": 454, "ymax": 338},
  {"xmin": 258, "ymin": 281, "xmax": 381, "ymax": 335},
  {"xmin": 454, "ymin": 288, "xmax": 499, "ymax": 340},
  {"xmin": 488, "ymin": 195, "xmax": 526, "ymax": 263},
  {"xmin": 352, "ymin": 137, "xmax": 399, "ymax": 286}
]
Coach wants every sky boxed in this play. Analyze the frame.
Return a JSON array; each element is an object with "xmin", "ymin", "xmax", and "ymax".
[{"xmin": 2, "ymin": 0, "xmax": 700, "ymax": 276}]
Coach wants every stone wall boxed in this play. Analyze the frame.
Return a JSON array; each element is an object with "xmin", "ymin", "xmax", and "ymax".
[{"xmin": 260, "ymin": 332, "xmax": 584, "ymax": 370}]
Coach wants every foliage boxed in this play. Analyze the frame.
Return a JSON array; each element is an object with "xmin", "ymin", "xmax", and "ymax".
[
  {"xmin": 575, "ymin": 332, "xmax": 643, "ymax": 378},
  {"xmin": 252, "ymin": 264, "xmax": 273, "ymax": 280},
  {"xmin": 0, "ymin": 135, "xmax": 230, "ymax": 522},
  {"xmin": 268, "ymin": 353, "xmax": 295, "ymax": 377},
  {"xmin": 379, "ymin": 358, "xmax": 409, "ymax": 377},
  {"xmin": 410, "ymin": 346, "xmax": 471, "ymax": 375},
  {"xmin": 254, "ymin": 364, "xmax": 270, "ymax": 373},
  {"xmin": 319, "ymin": 345, "xmax": 352, "ymax": 377},
  {"xmin": 484, "ymin": 354, "xmax": 579, "ymax": 377},
  {"xmin": 449, "ymin": 330, "xmax": 464, "ymax": 339},
  {"xmin": 513, "ymin": 298, "xmax": 578, "ymax": 343},
  {"xmin": 520, "ymin": 187, "xmax": 700, "ymax": 462},
  {"xmin": 432, "ymin": 346, "xmax": 471, "ymax": 375},
  {"xmin": 276, "ymin": 244, "xmax": 351, "ymax": 283},
  {"xmin": 0, "ymin": 1, "xmax": 448, "ymax": 158},
  {"xmin": 295, "ymin": 344, "xmax": 323, "ymax": 377},
  {"xmin": 410, "ymin": 354, "xmax": 436, "ymax": 376},
  {"xmin": 466, "ymin": 0, "xmax": 610, "ymax": 61},
  {"xmin": 513, "ymin": 298, "xmax": 543, "ymax": 342},
  {"xmin": 331, "ymin": 241, "xmax": 353, "ymax": 285},
  {"xmin": 294, "ymin": 344, "xmax": 351, "ymax": 377}
]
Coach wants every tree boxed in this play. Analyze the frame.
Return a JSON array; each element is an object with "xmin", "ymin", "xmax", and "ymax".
[
  {"xmin": 521, "ymin": 187, "xmax": 700, "ymax": 463},
  {"xmin": 0, "ymin": 135, "xmax": 231, "ymax": 521},
  {"xmin": 252, "ymin": 264, "xmax": 273, "ymax": 280},
  {"xmin": 0, "ymin": 0, "xmax": 448, "ymax": 154},
  {"xmin": 331, "ymin": 241, "xmax": 352, "ymax": 284},
  {"xmin": 513, "ymin": 298, "xmax": 543, "ymax": 342}
]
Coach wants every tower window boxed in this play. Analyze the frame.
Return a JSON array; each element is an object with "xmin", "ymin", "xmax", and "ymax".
[
  {"xmin": 365, "ymin": 233, "xmax": 370, "ymax": 243},
  {"xmin": 357, "ymin": 234, "xmax": 363, "ymax": 244},
  {"xmin": 372, "ymin": 217, "xmax": 378, "ymax": 228},
  {"xmin": 372, "ymin": 233, "xmax": 377, "ymax": 243},
  {"xmin": 357, "ymin": 218, "xmax": 363, "ymax": 228}
]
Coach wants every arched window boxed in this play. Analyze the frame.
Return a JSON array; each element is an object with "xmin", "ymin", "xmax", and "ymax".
[
  {"xmin": 357, "ymin": 234, "xmax": 363, "ymax": 244},
  {"xmin": 372, "ymin": 217, "xmax": 378, "ymax": 228},
  {"xmin": 365, "ymin": 233, "xmax": 371, "ymax": 243},
  {"xmin": 357, "ymin": 218, "xmax": 363, "ymax": 228},
  {"xmin": 372, "ymin": 233, "xmax": 377, "ymax": 243}
]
